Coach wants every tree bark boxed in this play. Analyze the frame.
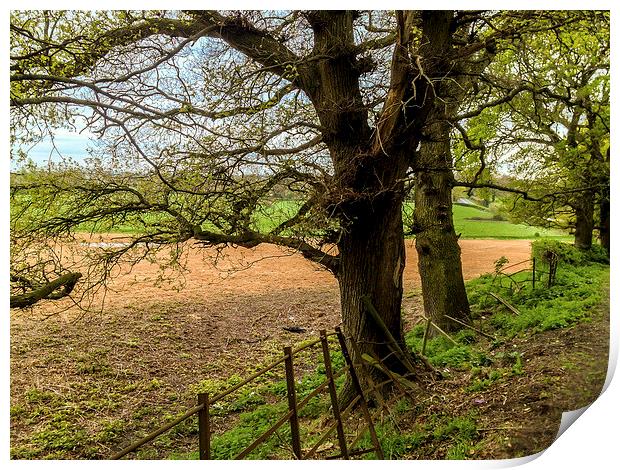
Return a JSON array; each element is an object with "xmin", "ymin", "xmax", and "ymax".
[
  {"xmin": 338, "ymin": 190, "xmax": 408, "ymax": 371},
  {"xmin": 414, "ymin": 118, "xmax": 471, "ymax": 332},
  {"xmin": 334, "ymin": 163, "xmax": 421, "ymax": 404},
  {"xmin": 574, "ymin": 192, "xmax": 595, "ymax": 250},
  {"xmin": 599, "ymin": 187, "xmax": 610, "ymax": 254},
  {"xmin": 411, "ymin": 11, "xmax": 472, "ymax": 333},
  {"xmin": 306, "ymin": 11, "xmax": 417, "ymax": 396}
]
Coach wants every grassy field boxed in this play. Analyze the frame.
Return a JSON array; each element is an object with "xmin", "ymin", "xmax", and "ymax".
[
  {"xmin": 448, "ymin": 204, "xmax": 567, "ymax": 239},
  {"xmin": 254, "ymin": 201, "xmax": 568, "ymax": 240},
  {"xmin": 13, "ymin": 196, "xmax": 568, "ymax": 240},
  {"xmin": 11, "ymin": 192, "xmax": 569, "ymax": 240}
]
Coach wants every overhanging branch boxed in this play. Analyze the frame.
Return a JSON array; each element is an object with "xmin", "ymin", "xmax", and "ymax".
[
  {"xmin": 454, "ymin": 181, "xmax": 609, "ymax": 202},
  {"xmin": 193, "ymin": 228, "xmax": 339, "ymax": 274}
]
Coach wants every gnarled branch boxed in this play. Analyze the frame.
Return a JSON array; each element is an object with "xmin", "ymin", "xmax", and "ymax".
[{"xmin": 10, "ymin": 272, "xmax": 82, "ymax": 309}]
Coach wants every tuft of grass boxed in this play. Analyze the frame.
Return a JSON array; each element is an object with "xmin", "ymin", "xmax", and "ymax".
[
  {"xmin": 406, "ymin": 331, "xmax": 491, "ymax": 372},
  {"xmin": 355, "ymin": 409, "xmax": 481, "ymax": 460},
  {"xmin": 466, "ymin": 369, "xmax": 505, "ymax": 392},
  {"xmin": 31, "ymin": 419, "xmax": 90, "ymax": 453}
]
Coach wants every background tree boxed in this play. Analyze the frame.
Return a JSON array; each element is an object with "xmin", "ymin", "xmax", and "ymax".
[{"xmin": 450, "ymin": 12, "xmax": 610, "ymax": 252}]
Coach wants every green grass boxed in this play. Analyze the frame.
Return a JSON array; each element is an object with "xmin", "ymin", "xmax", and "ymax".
[
  {"xmin": 448, "ymin": 204, "xmax": 567, "ymax": 239},
  {"xmin": 249, "ymin": 201, "xmax": 568, "ymax": 240},
  {"xmin": 354, "ymin": 406, "xmax": 481, "ymax": 460},
  {"xmin": 403, "ymin": 241, "xmax": 608, "ymax": 395},
  {"xmin": 64, "ymin": 199, "xmax": 567, "ymax": 240}
]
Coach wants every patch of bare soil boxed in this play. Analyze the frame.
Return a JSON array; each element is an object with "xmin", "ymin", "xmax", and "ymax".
[{"xmin": 9, "ymin": 239, "xmax": 531, "ymax": 459}]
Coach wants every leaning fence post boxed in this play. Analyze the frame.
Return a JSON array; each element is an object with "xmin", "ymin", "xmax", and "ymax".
[
  {"xmin": 320, "ymin": 330, "xmax": 349, "ymax": 459},
  {"xmin": 283, "ymin": 346, "xmax": 302, "ymax": 459},
  {"xmin": 335, "ymin": 327, "xmax": 384, "ymax": 459},
  {"xmin": 198, "ymin": 393, "xmax": 211, "ymax": 460},
  {"xmin": 421, "ymin": 316, "xmax": 432, "ymax": 356}
]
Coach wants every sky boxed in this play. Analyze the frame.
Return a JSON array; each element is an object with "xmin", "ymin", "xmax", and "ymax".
[
  {"xmin": 21, "ymin": 133, "xmax": 90, "ymax": 163},
  {"xmin": 11, "ymin": 130, "xmax": 92, "ymax": 170}
]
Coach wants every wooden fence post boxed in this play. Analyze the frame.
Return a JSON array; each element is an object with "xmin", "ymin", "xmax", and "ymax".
[
  {"xmin": 548, "ymin": 254, "xmax": 558, "ymax": 288},
  {"xmin": 421, "ymin": 316, "xmax": 432, "ymax": 356},
  {"xmin": 283, "ymin": 346, "xmax": 302, "ymax": 459},
  {"xmin": 320, "ymin": 330, "xmax": 349, "ymax": 459},
  {"xmin": 197, "ymin": 393, "xmax": 210, "ymax": 460},
  {"xmin": 335, "ymin": 327, "xmax": 384, "ymax": 459},
  {"xmin": 349, "ymin": 337, "xmax": 386, "ymax": 409}
]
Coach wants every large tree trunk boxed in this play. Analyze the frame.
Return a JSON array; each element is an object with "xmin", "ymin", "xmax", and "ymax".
[
  {"xmin": 574, "ymin": 193, "xmax": 595, "ymax": 250},
  {"xmin": 336, "ymin": 185, "xmax": 415, "ymax": 403},
  {"xmin": 310, "ymin": 11, "xmax": 465, "ymax": 398},
  {"xmin": 338, "ymin": 192, "xmax": 407, "ymax": 366},
  {"xmin": 307, "ymin": 12, "xmax": 417, "ymax": 396},
  {"xmin": 414, "ymin": 119, "xmax": 470, "ymax": 332}
]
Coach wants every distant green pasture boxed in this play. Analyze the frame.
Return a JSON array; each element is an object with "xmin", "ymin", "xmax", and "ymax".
[
  {"xmin": 12, "ymin": 196, "xmax": 568, "ymax": 240},
  {"xmin": 448, "ymin": 204, "xmax": 568, "ymax": 240}
]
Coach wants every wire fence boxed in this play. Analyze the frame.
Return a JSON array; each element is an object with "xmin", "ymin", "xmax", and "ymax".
[{"xmin": 494, "ymin": 255, "xmax": 558, "ymax": 292}]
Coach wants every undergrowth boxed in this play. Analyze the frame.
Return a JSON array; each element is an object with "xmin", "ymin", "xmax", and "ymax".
[{"xmin": 467, "ymin": 241, "xmax": 608, "ymax": 337}]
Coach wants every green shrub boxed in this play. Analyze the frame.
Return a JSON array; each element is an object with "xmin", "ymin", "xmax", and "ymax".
[{"xmin": 531, "ymin": 239, "xmax": 609, "ymax": 266}]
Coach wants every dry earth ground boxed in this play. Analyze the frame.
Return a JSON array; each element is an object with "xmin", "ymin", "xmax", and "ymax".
[{"xmin": 13, "ymin": 238, "xmax": 599, "ymax": 460}]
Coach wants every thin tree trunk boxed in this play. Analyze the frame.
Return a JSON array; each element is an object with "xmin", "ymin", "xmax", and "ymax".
[
  {"xmin": 599, "ymin": 188, "xmax": 610, "ymax": 254},
  {"xmin": 414, "ymin": 118, "xmax": 470, "ymax": 332}
]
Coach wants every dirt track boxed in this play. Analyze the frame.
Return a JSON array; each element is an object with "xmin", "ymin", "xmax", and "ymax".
[
  {"xmin": 81, "ymin": 238, "xmax": 532, "ymax": 313},
  {"xmin": 54, "ymin": 238, "xmax": 532, "ymax": 335}
]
